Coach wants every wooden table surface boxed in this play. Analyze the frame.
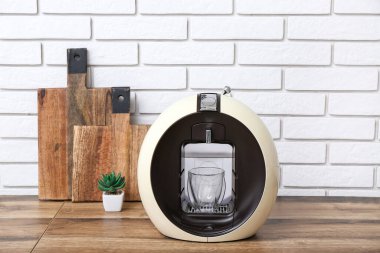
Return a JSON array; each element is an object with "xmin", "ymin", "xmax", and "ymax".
[{"xmin": 0, "ymin": 196, "xmax": 379, "ymax": 253}]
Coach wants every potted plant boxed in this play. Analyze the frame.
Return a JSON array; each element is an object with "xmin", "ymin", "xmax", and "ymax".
[{"xmin": 98, "ymin": 171, "xmax": 126, "ymax": 212}]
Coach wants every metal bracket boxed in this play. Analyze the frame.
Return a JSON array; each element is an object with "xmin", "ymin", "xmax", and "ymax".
[
  {"xmin": 67, "ymin": 48, "xmax": 87, "ymax": 74},
  {"xmin": 111, "ymin": 87, "xmax": 130, "ymax": 113}
]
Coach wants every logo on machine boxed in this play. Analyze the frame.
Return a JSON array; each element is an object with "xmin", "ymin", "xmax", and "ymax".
[{"xmin": 199, "ymin": 93, "xmax": 217, "ymax": 111}]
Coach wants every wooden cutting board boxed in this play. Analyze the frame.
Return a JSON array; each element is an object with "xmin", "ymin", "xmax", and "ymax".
[
  {"xmin": 39, "ymin": 48, "xmax": 111, "ymax": 200},
  {"xmin": 72, "ymin": 126, "xmax": 111, "ymax": 202},
  {"xmin": 71, "ymin": 123, "xmax": 149, "ymax": 202},
  {"xmin": 66, "ymin": 48, "xmax": 112, "ymax": 197},
  {"xmin": 38, "ymin": 88, "xmax": 69, "ymax": 200},
  {"xmin": 72, "ymin": 88, "xmax": 132, "ymax": 202},
  {"xmin": 39, "ymin": 48, "xmax": 150, "ymax": 201},
  {"xmin": 110, "ymin": 88, "xmax": 133, "ymax": 200}
]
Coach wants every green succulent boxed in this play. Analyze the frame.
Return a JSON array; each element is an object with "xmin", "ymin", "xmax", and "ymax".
[{"xmin": 98, "ymin": 171, "xmax": 126, "ymax": 194}]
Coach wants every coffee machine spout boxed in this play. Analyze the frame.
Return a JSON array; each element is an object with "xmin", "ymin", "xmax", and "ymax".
[{"xmin": 205, "ymin": 129, "xmax": 212, "ymax": 144}]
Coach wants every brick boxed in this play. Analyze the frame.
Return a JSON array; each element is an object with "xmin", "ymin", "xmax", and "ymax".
[
  {"xmin": 278, "ymin": 188, "xmax": 326, "ymax": 197},
  {"xmin": 0, "ymin": 140, "xmax": 37, "ymax": 162},
  {"xmin": 285, "ymin": 68, "xmax": 378, "ymax": 91},
  {"xmin": 92, "ymin": 67, "xmax": 186, "ymax": 89},
  {"xmin": 335, "ymin": 0, "xmax": 380, "ymax": 14},
  {"xmin": 0, "ymin": 0, "xmax": 36, "ymax": 13},
  {"xmin": 282, "ymin": 165, "xmax": 374, "ymax": 187},
  {"xmin": 140, "ymin": 0, "xmax": 232, "ymax": 14},
  {"xmin": 191, "ymin": 17, "xmax": 283, "ymax": 40},
  {"xmin": 130, "ymin": 114, "xmax": 158, "ymax": 125},
  {"xmin": 275, "ymin": 142, "xmax": 326, "ymax": 164},
  {"xmin": 0, "ymin": 188, "xmax": 37, "ymax": 195},
  {"xmin": 0, "ymin": 116, "xmax": 37, "ymax": 138},
  {"xmin": 328, "ymin": 190, "xmax": 380, "ymax": 197},
  {"xmin": 233, "ymin": 92, "xmax": 325, "ymax": 115},
  {"xmin": 0, "ymin": 17, "xmax": 90, "ymax": 39},
  {"xmin": 261, "ymin": 117, "xmax": 281, "ymax": 139},
  {"xmin": 41, "ymin": 0, "xmax": 135, "ymax": 14},
  {"xmin": 0, "ymin": 42, "xmax": 41, "ymax": 65},
  {"xmin": 44, "ymin": 42, "xmax": 138, "ymax": 65},
  {"xmin": 0, "ymin": 164, "xmax": 37, "ymax": 187},
  {"xmin": 0, "ymin": 67, "xmax": 66, "ymax": 89},
  {"xmin": 238, "ymin": 42, "xmax": 331, "ymax": 65},
  {"xmin": 0, "ymin": 91, "xmax": 37, "ymax": 114},
  {"xmin": 329, "ymin": 94, "xmax": 380, "ymax": 116},
  {"xmin": 141, "ymin": 42, "xmax": 234, "ymax": 65},
  {"xmin": 137, "ymin": 92, "xmax": 195, "ymax": 113},
  {"xmin": 94, "ymin": 17, "xmax": 187, "ymax": 40},
  {"xmin": 330, "ymin": 142, "xmax": 380, "ymax": 164},
  {"xmin": 236, "ymin": 0, "xmax": 331, "ymax": 14},
  {"xmin": 189, "ymin": 67, "xmax": 281, "ymax": 90},
  {"xmin": 335, "ymin": 43, "xmax": 380, "ymax": 65},
  {"xmin": 289, "ymin": 17, "xmax": 380, "ymax": 40},
  {"xmin": 283, "ymin": 118, "xmax": 375, "ymax": 140}
]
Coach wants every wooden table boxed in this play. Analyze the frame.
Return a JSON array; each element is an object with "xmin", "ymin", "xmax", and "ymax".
[{"xmin": 0, "ymin": 196, "xmax": 379, "ymax": 253}]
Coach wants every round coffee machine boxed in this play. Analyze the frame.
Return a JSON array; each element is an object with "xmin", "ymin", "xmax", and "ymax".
[{"xmin": 138, "ymin": 90, "xmax": 279, "ymax": 242}]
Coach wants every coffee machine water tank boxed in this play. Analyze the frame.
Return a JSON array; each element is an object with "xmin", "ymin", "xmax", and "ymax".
[{"xmin": 138, "ymin": 89, "xmax": 279, "ymax": 242}]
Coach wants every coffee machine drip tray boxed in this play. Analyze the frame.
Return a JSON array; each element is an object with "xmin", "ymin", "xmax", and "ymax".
[{"xmin": 184, "ymin": 202, "xmax": 235, "ymax": 214}]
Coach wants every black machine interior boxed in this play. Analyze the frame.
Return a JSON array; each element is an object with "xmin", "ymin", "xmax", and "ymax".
[{"xmin": 151, "ymin": 95, "xmax": 266, "ymax": 237}]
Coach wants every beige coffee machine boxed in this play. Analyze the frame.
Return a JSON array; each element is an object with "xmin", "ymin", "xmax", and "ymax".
[{"xmin": 138, "ymin": 88, "xmax": 279, "ymax": 242}]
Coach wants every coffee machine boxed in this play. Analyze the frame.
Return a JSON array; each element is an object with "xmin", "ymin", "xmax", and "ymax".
[{"xmin": 138, "ymin": 88, "xmax": 279, "ymax": 242}]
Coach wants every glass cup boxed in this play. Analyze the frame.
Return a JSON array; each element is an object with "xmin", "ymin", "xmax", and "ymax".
[{"xmin": 187, "ymin": 167, "xmax": 226, "ymax": 212}]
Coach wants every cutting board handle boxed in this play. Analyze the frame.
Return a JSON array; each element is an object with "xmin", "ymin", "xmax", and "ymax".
[
  {"xmin": 111, "ymin": 87, "xmax": 130, "ymax": 113},
  {"xmin": 67, "ymin": 48, "xmax": 87, "ymax": 75}
]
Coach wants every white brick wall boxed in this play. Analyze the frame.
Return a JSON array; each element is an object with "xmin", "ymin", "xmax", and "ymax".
[
  {"xmin": 275, "ymin": 142, "xmax": 326, "ymax": 164},
  {"xmin": 329, "ymin": 94, "xmax": 380, "ymax": 116},
  {"xmin": 285, "ymin": 68, "xmax": 378, "ymax": 91},
  {"xmin": 0, "ymin": 0, "xmax": 379, "ymax": 197},
  {"xmin": 191, "ymin": 17, "xmax": 284, "ymax": 40},
  {"xmin": 0, "ymin": 67, "xmax": 66, "ymax": 89},
  {"xmin": 233, "ymin": 92, "xmax": 326, "ymax": 115},
  {"xmin": 0, "ymin": 17, "xmax": 91, "ymax": 39},
  {"xmin": 335, "ymin": 43, "xmax": 380, "ymax": 66},
  {"xmin": 92, "ymin": 67, "xmax": 186, "ymax": 89},
  {"xmin": 189, "ymin": 67, "xmax": 281, "ymax": 90},
  {"xmin": 140, "ymin": 0, "xmax": 233, "ymax": 14},
  {"xmin": 0, "ymin": 140, "xmax": 37, "ymax": 162},
  {"xmin": 93, "ymin": 17, "xmax": 187, "ymax": 40},
  {"xmin": 0, "ymin": 116, "xmax": 37, "ymax": 138},
  {"xmin": 0, "ymin": 42, "xmax": 41, "ymax": 65},
  {"xmin": 283, "ymin": 118, "xmax": 375, "ymax": 140},
  {"xmin": 238, "ymin": 42, "xmax": 331, "ymax": 65},
  {"xmin": 0, "ymin": 0, "xmax": 36, "ymax": 14},
  {"xmin": 0, "ymin": 91, "xmax": 37, "ymax": 114},
  {"xmin": 288, "ymin": 17, "xmax": 380, "ymax": 41},
  {"xmin": 282, "ymin": 166, "xmax": 374, "ymax": 187},
  {"xmin": 236, "ymin": 0, "xmax": 331, "ymax": 14},
  {"xmin": 330, "ymin": 143, "xmax": 380, "ymax": 164},
  {"xmin": 141, "ymin": 42, "xmax": 234, "ymax": 65},
  {"xmin": 40, "ymin": 0, "xmax": 135, "ymax": 14},
  {"xmin": 334, "ymin": 0, "xmax": 380, "ymax": 14}
]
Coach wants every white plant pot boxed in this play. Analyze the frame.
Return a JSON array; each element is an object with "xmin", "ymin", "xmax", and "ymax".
[{"xmin": 102, "ymin": 191, "xmax": 124, "ymax": 212}]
